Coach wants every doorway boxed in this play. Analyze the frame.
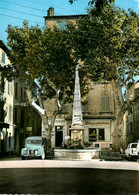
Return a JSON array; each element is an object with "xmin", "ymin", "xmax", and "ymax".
[{"xmin": 55, "ymin": 126, "xmax": 63, "ymax": 147}]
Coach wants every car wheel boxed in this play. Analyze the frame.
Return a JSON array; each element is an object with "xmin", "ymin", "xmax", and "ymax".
[
  {"xmin": 21, "ymin": 156, "xmax": 26, "ymax": 160},
  {"xmin": 41, "ymin": 152, "xmax": 45, "ymax": 160},
  {"xmin": 127, "ymin": 154, "xmax": 132, "ymax": 161}
]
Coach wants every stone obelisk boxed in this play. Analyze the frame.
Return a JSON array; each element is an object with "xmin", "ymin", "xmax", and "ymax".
[{"xmin": 70, "ymin": 64, "xmax": 84, "ymax": 147}]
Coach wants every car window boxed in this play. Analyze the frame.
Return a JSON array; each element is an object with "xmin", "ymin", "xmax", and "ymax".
[
  {"xmin": 131, "ymin": 144, "xmax": 137, "ymax": 148},
  {"xmin": 26, "ymin": 140, "xmax": 42, "ymax": 145}
]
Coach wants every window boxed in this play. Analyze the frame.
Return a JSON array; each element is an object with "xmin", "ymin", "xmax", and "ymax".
[
  {"xmin": 58, "ymin": 22, "xmax": 67, "ymax": 30},
  {"xmin": 9, "ymin": 133, "xmax": 11, "ymax": 147},
  {"xmin": 14, "ymin": 107, "xmax": 17, "ymax": 124},
  {"xmin": 89, "ymin": 128, "xmax": 105, "ymax": 141},
  {"xmin": 21, "ymin": 87, "xmax": 23, "ymax": 101},
  {"xmin": 89, "ymin": 129, "xmax": 97, "ymax": 141},
  {"xmin": 15, "ymin": 83, "xmax": 18, "ymax": 99},
  {"xmin": 102, "ymin": 97, "xmax": 110, "ymax": 112},
  {"xmin": 135, "ymin": 89, "xmax": 139, "ymax": 98},
  {"xmin": 99, "ymin": 128, "xmax": 105, "ymax": 140},
  {"xmin": 2, "ymin": 52, "xmax": 5, "ymax": 64},
  {"xmin": 9, "ymin": 105, "xmax": 13, "ymax": 124},
  {"xmin": 82, "ymin": 104, "xmax": 88, "ymax": 112},
  {"xmin": 8, "ymin": 82, "xmax": 10, "ymax": 95},
  {"xmin": 20, "ymin": 110, "xmax": 24, "ymax": 128},
  {"xmin": 8, "ymin": 82, "xmax": 13, "ymax": 95}
]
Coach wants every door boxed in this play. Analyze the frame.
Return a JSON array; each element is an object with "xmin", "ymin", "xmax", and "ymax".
[{"xmin": 55, "ymin": 126, "xmax": 63, "ymax": 147}]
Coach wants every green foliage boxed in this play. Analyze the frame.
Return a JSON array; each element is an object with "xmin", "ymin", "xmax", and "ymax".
[
  {"xmin": 67, "ymin": 6, "xmax": 139, "ymax": 86},
  {"xmin": 89, "ymin": 0, "xmax": 115, "ymax": 14},
  {"xmin": 0, "ymin": 64, "xmax": 14, "ymax": 82},
  {"xmin": 69, "ymin": 0, "xmax": 115, "ymax": 14},
  {"xmin": 6, "ymin": 21, "xmax": 89, "ymax": 106}
]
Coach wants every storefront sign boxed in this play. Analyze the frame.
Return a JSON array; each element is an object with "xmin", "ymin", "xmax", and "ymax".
[{"xmin": 27, "ymin": 127, "xmax": 32, "ymax": 132}]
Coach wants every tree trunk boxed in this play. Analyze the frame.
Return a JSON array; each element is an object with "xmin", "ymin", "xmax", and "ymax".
[
  {"xmin": 26, "ymin": 88, "xmax": 60, "ymax": 150},
  {"xmin": 111, "ymin": 80, "xmax": 125, "ymax": 151}
]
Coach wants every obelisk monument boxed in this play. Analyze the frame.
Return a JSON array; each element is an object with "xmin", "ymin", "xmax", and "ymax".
[{"xmin": 70, "ymin": 64, "xmax": 84, "ymax": 147}]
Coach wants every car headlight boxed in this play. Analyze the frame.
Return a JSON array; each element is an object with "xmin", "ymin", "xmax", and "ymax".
[{"xmin": 25, "ymin": 148, "xmax": 28, "ymax": 151}]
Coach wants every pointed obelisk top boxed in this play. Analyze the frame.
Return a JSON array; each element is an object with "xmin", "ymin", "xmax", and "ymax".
[{"xmin": 72, "ymin": 64, "xmax": 83, "ymax": 126}]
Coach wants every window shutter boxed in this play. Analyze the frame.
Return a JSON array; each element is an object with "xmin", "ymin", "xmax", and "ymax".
[
  {"xmin": 2, "ymin": 52, "xmax": 5, "ymax": 64},
  {"xmin": 102, "ymin": 97, "xmax": 110, "ymax": 111},
  {"xmin": 102, "ymin": 97, "xmax": 105, "ymax": 111},
  {"xmin": 106, "ymin": 97, "xmax": 110, "ymax": 111}
]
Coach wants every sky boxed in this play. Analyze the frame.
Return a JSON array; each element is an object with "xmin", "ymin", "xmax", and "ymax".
[{"xmin": 0, "ymin": 0, "xmax": 138, "ymax": 44}]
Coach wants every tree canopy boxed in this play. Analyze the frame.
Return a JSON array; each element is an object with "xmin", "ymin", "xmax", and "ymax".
[
  {"xmin": 67, "ymin": 5, "xmax": 139, "ymax": 90},
  {"xmin": 6, "ymin": 22, "xmax": 90, "ymax": 108},
  {"xmin": 69, "ymin": 0, "xmax": 115, "ymax": 12}
]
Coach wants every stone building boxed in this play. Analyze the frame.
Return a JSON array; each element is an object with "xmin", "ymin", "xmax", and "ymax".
[
  {"xmin": 0, "ymin": 40, "xmax": 10, "ymax": 155},
  {"xmin": 13, "ymin": 81, "xmax": 42, "ymax": 154},
  {"xmin": 0, "ymin": 40, "xmax": 41, "ymax": 156},
  {"xmin": 44, "ymin": 8, "xmax": 118, "ymax": 150},
  {"xmin": 126, "ymin": 82, "xmax": 139, "ymax": 144}
]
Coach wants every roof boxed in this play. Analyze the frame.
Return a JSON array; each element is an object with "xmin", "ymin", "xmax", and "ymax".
[
  {"xmin": 26, "ymin": 136, "xmax": 42, "ymax": 140},
  {"xmin": 44, "ymin": 14, "xmax": 87, "ymax": 20}
]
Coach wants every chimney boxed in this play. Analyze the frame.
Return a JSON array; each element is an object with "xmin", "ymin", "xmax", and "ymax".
[{"xmin": 47, "ymin": 7, "xmax": 55, "ymax": 16}]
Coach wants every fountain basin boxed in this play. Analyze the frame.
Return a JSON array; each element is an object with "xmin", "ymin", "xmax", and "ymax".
[{"xmin": 54, "ymin": 148, "xmax": 100, "ymax": 160}]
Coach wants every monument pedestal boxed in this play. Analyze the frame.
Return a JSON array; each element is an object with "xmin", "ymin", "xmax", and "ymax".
[{"xmin": 70, "ymin": 124, "xmax": 84, "ymax": 148}]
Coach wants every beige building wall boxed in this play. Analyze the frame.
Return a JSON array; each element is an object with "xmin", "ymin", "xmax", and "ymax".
[
  {"xmin": 50, "ymin": 82, "xmax": 116, "ymax": 149},
  {"xmin": 13, "ymin": 81, "xmax": 42, "ymax": 154},
  {"xmin": 0, "ymin": 44, "xmax": 42, "ymax": 155},
  {"xmin": 0, "ymin": 46, "xmax": 15, "ymax": 152},
  {"xmin": 127, "ymin": 82, "xmax": 139, "ymax": 144}
]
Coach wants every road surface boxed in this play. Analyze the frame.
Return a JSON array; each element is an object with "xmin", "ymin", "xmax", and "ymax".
[{"xmin": 0, "ymin": 159, "xmax": 139, "ymax": 194}]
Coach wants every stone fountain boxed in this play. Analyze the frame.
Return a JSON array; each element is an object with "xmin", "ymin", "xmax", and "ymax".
[{"xmin": 54, "ymin": 64, "xmax": 100, "ymax": 160}]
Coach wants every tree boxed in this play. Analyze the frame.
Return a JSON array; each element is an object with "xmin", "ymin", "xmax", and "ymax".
[
  {"xmin": 67, "ymin": 5, "xmax": 139, "ymax": 150},
  {"xmin": 5, "ymin": 22, "xmax": 89, "ymax": 148},
  {"xmin": 69, "ymin": 0, "xmax": 115, "ymax": 13}
]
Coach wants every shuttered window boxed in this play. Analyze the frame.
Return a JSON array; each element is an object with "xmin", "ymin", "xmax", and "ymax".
[
  {"xmin": 9, "ymin": 105, "xmax": 13, "ymax": 124},
  {"xmin": 15, "ymin": 83, "xmax": 18, "ymax": 99},
  {"xmin": 82, "ymin": 104, "xmax": 88, "ymax": 112},
  {"xmin": 102, "ymin": 97, "xmax": 110, "ymax": 112},
  {"xmin": 2, "ymin": 52, "xmax": 5, "ymax": 63}
]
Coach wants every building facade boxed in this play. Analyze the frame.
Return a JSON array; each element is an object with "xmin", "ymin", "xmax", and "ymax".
[
  {"xmin": 44, "ymin": 8, "xmax": 119, "ymax": 149},
  {"xmin": 127, "ymin": 82, "xmax": 139, "ymax": 144},
  {"xmin": 0, "ymin": 40, "xmax": 42, "ymax": 156},
  {"xmin": 50, "ymin": 83, "xmax": 116, "ymax": 149}
]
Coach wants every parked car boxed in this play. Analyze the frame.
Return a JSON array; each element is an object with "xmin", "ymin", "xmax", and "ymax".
[
  {"xmin": 125, "ymin": 142, "xmax": 139, "ymax": 160},
  {"xmin": 21, "ymin": 136, "xmax": 47, "ymax": 160}
]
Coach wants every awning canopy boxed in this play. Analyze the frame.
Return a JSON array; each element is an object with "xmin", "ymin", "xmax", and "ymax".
[{"xmin": 0, "ymin": 122, "xmax": 9, "ymax": 129}]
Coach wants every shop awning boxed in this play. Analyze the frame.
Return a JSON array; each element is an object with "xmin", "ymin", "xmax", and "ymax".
[{"xmin": 0, "ymin": 122, "xmax": 9, "ymax": 129}]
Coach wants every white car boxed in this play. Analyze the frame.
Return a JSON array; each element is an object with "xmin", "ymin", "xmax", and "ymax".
[{"xmin": 125, "ymin": 142, "xmax": 139, "ymax": 160}]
